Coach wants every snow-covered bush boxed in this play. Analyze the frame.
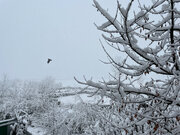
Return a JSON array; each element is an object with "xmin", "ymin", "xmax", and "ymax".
[
  {"xmin": 0, "ymin": 76, "xmax": 62, "ymax": 119},
  {"xmin": 36, "ymin": 102, "xmax": 124, "ymax": 135}
]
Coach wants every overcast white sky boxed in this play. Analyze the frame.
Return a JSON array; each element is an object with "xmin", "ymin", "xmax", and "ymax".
[{"xmin": 0, "ymin": 0, "xmax": 124, "ymax": 82}]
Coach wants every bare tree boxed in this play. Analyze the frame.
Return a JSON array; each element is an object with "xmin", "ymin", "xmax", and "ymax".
[{"xmin": 75, "ymin": 0, "xmax": 180, "ymax": 134}]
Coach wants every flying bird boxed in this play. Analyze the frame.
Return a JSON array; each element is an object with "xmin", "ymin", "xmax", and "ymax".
[{"xmin": 47, "ymin": 58, "xmax": 52, "ymax": 64}]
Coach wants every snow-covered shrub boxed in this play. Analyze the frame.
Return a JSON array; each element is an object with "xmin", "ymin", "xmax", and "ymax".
[
  {"xmin": 0, "ymin": 76, "xmax": 62, "ymax": 119},
  {"xmin": 36, "ymin": 101, "xmax": 125, "ymax": 135}
]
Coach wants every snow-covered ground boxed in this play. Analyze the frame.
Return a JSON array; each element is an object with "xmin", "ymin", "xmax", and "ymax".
[{"xmin": 27, "ymin": 126, "xmax": 46, "ymax": 135}]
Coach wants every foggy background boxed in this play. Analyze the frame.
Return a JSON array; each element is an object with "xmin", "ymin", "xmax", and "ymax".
[{"xmin": 0, "ymin": 0, "xmax": 126, "ymax": 84}]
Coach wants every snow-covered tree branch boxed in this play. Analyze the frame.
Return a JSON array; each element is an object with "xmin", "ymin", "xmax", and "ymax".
[{"xmin": 76, "ymin": 0, "xmax": 180, "ymax": 134}]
